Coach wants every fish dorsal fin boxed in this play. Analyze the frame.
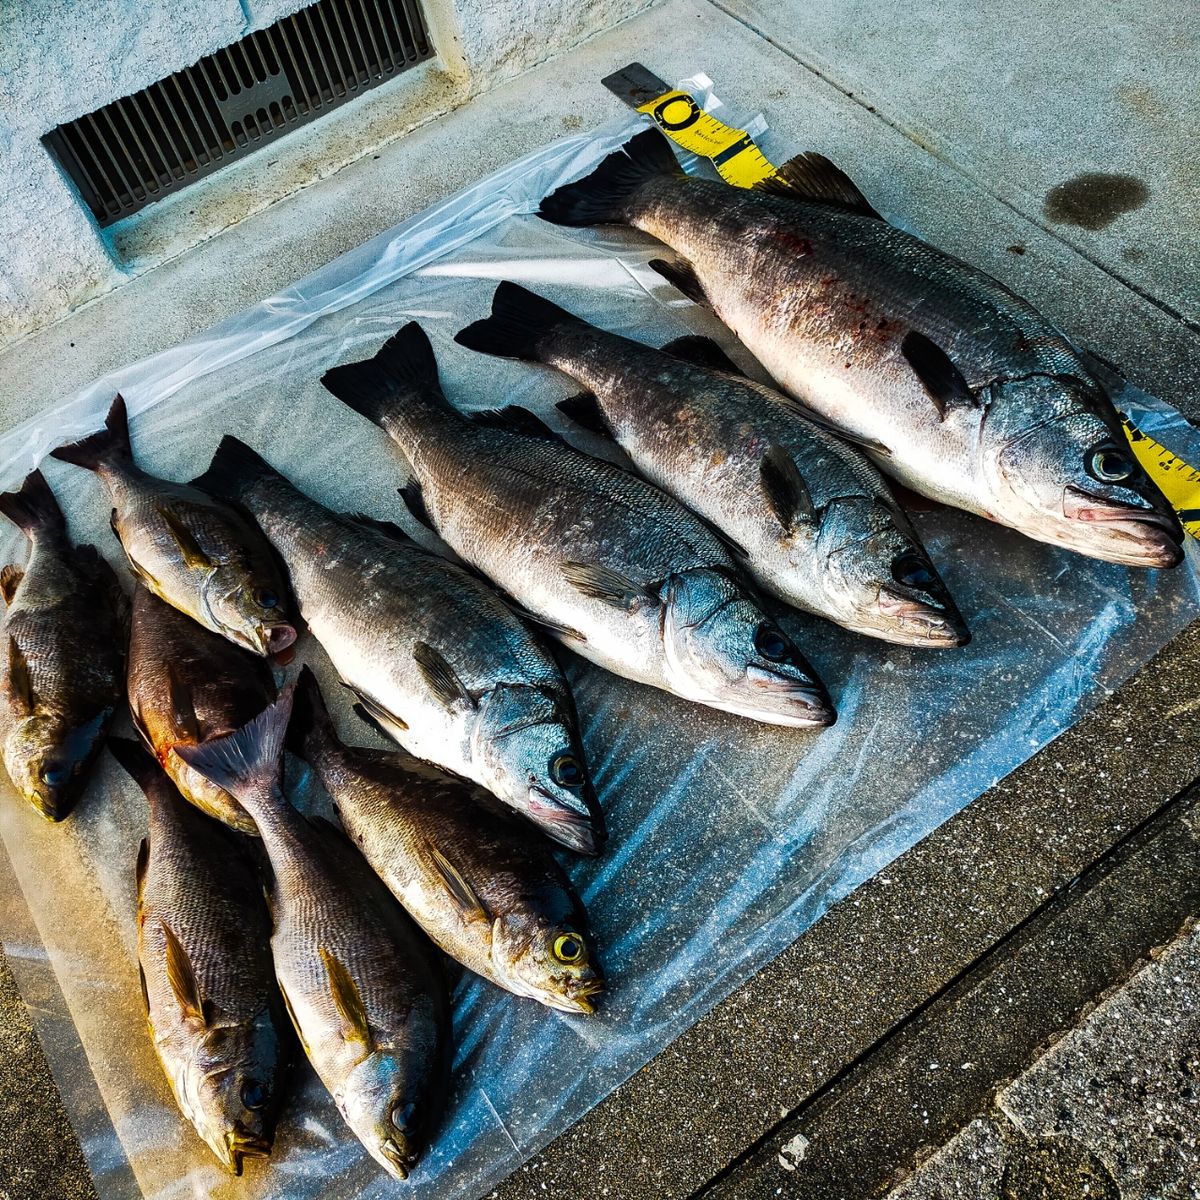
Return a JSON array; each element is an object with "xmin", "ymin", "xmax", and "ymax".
[
  {"xmin": 556, "ymin": 392, "xmax": 611, "ymax": 437},
  {"xmin": 760, "ymin": 446, "xmax": 816, "ymax": 532},
  {"xmin": 165, "ymin": 666, "xmax": 202, "ymax": 743},
  {"xmin": 344, "ymin": 512, "xmax": 415, "ymax": 545},
  {"xmin": 649, "ymin": 258, "xmax": 707, "ymax": 305},
  {"xmin": 319, "ymin": 947, "xmax": 371, "ymax": 1046},
  {"xmin": 0, "ymin": 566, "xmax": 23, "ymax": 606},
  {"xmin": 8, "ymin": 637, "xmax": 33, "ymax": 713},
  {"xmin": 349, "ymin": 687, "xmax": 409, "ymax": 733},
  {"xmin": 413, "ymin": 642, "xmax": 474, "ymax": 711},
  {"xmin": 562, "ymin": 562, "xmax": 656, "ymax": 610},
  {"xmin": 135, "ymin": 836, "xmax": 149, "ymax": 900},
  {"xmin": 901, "ymin": 330, "xmax": 975, "ymax": 419},
  {"xmin": 469, "ymin": 405, "xmax": 564, "ymax": 443},
  {"xmin": 155, "ymin": 504, "xmax": 214, "ymax": 570},
  {"xmin": 660, "ymin": 335, "xmax": 747, "ymax": 376},
  {"xmin": 427, "ymin": 843, "xmax": 488, "ymax": 921},
  {"xmin": 755, "ymin": 153, "xmax": 882, "ymax": 219},
  {"xmin": 162, "ymin": 920, "xmax": 206, "ymax": 1024},
  {"xmin": 398, "ymin": 480, "xmax": 434, "ymax": 533}
]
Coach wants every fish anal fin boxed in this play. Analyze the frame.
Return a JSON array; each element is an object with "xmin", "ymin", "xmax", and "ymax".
[
  {"xmin": 276, "ymin": 978, "xmax": 311, "ymax": 1057},
  {"xmin": 660, "ymin": 335, "xmax": 746, "ymax": 376},
  {"xmin": 413, "ymin": 642, "xmax": 474, "ymax": 712},
  {"xmin": 0, "ymin": 566, "xmax": 23, "ymax": 606},
  {"xmin": 138, "ymin": 961, "xmax": 151, "ymax": 1016},
  {"xmin": 562, "ymin": 561, "xmax": 656, "ymax": 610},
  {"xmin": 427, "ymin": 843, "xmax": 488, "ymax": 921},
  {"xmin": 901, "ymin": 330, "xmax": 974, "ymax": 420},
  {"xmin": 319, "ymin": 946, "xmax": 372, "ymax": 1047},
  {"xmin": 756, "ymin": 153, "xmax": 882, "ymax": 220},
  {"xmin": 760, "ymin": 446, "xmax": 816, "ymax": 533},
  {"xmin": 155, "ymin": 504, "xmax": 214, "ymax": 570},
  {"xmin": 649, "ymin": 258, "xmax": 708, "ymax": 306},
  {"xmin": 556, "ymin": 392, "xmax": 611, "ymax": 438},
  {"xmin": 161, "ymin": 921, "xmax": 206, "ymax": 1025}
]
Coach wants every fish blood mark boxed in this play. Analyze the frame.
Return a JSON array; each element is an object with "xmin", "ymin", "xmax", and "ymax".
[{"xmin": 1043, "ymin": 173, "xmax": 1149, "ymax": 231}]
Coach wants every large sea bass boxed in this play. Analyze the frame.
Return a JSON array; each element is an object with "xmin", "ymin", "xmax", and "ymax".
[
  {"xmin": 177, "ymin": 691, "xmax": 453, "ymax": 1182},
  {"xmin": 109, "ymin": 739, "xmax": 287, "ymax": 1175},
  {"xmin": 51, "ymin": 396, "xmax": 296, "ymax": 655},
  {"xmin": 0, "ymin": 470, "xmax": 126, "ymax": 820},
  {"xmin": 538, "ymin": 131, "xmax": 1183, "ymax": 569},
  {"xmin": 457, "ymin": 282, "xmax": 968, "ymax": 648},
  {"xmin": 322, "ymin": 324, "xmax": 834, "ymax": 729},
  {"xmin": 197, "ymin": 436, "xmax": 604, "ymax": 855}
]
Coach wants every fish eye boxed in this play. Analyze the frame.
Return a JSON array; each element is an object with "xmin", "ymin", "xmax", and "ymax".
[
  {"xmin": 753, "ymin": 623, "xmax": 790, "ymax": 663},
  {"xmin": 1087, "ymin": 445, "xmax": 1135, "ymax": 484},
  {"xmin": 39, "ymin": 764, "xmax": 69, "ymax": 787},
  {"xmin": 392, "ymin": 1101, "xmax": 417, "ymax": 1133},
  {"xmin": 240, "ymin": 1080, "xmax": 268, "ymax": 1110},
  {"xmin": 253, "ymin": 588, "xmax": 280, "ymax": 610},
  {"xmin": 550, "ymin": 753, "xmax": 584, "ymax": 789},
  {"xmin": 552, "ymin": 933, "xmax": 586, "ymax": 964},
  {"xmin": 891, "ymin": 552, "xmax": 936, "ymax": 590}
]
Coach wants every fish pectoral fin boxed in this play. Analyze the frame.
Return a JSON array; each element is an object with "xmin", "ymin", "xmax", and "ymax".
[
  {"xmin": 900, "ymin": 330, "xmax": 975, "ymax": 420},
  {"xmin": 319, "ymin": 947, "xmax": 372, "ymax": 1047},
  {"xmin": 469, "ymin": 405, "xmax": 566, "ymax": 444},
  {"xmin": 135, "ymin": 836, "xmax": 149, "ymax": 900},
  {"xmin": 7, "ymin": 637, "xmax": 34, "ymax": 713},
  {"xmin": 660, "ymin": 335, "xmax": 747, "ymax": 376},
  {"xmin": 413, "ymin": 642, "xmax": 475, "ymax": 712},
  {"xmin": 347, "ymin": 687, "xmax": 409, "ymax": 734},
  {"xmin": 398, "ymin": 480, "xmax": 434, "ymax": 533},
  {"xmin": 165, "ymin": 666, "xmax": 203, "ymax": 743},
  {"xmin": 556, "ymin": 392, "xmax": 611, "ymax": 438},
  {"xmin": 342, "ymin": 512, "xmax": 415, "ymax": 545},
  {"xmin": 562, "ymin": 562, "xmax": 657, "ymax": 610},
  {"xmin": 427, "ymin": 843, "xmax": 488, "ymax": 921},
  {"xmin": 161, "ymin": 920, "xmax": 206, "ymax": 1025},
  {"xmin": 0, "ymin": 566, "xmax": 23, "ymax": 606},
  {"xmin": 649, "ymin": 257, "xmax": 708, "ymax": 306},
  {"xmin": 755, "ymin": 152, "xmax": 883, "ymax": 220},
  {"xmin": 155, "ymin": 503, "xmax": 215, "ymax": 570},
  {"xmin": 760, "ymin": 445, "xmax": 816, "ymax": 533}
]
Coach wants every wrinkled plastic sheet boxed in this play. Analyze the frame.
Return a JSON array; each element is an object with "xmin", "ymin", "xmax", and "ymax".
[{"xmin": 0, "ymin": 77, "xmax": 1197, "ymax": 1200}]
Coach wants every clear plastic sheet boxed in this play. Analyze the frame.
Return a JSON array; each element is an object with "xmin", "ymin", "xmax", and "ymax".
[{"xmin": 0, "ymin": 77, "xmax": 1197, "ymax": 1200}]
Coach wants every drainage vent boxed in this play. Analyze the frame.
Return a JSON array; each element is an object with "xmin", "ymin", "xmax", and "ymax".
[{"xmin": 43, "ymin": 0, "xmax": 434, "ymax": 227}]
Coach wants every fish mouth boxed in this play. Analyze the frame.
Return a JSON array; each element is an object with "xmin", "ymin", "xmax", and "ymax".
[
  {"xmin": 526, "ymin": 788, "xmax": 605, "ymax": 855},
  {"xmin": 730, "ymin": 669, "xmax": 836, "ymax": 729},
  {"xmin": 29, "ymin": 793, "xmax": 69, "ymax": 822},
  {"xmin": 558, "ymin": 977, "xmax": 604, "ymax": 1015},
  {"xmin": 262, "ymin": 623, "xmax": 298, "ymax": 660},
  {"xmin": 379, "ymin": 1135, "xmax": 416, "ymax": 1180},
  {"xmin": 1062, "ymin": 488, "xmax": 1184, "ymax": 568},
  {"xmin": 872, "ymin": 590, "xmax": 972, "ymax": 649},
  {"xmin": 225, "ymin": 1129, "xmax": 272, "ymax": 1176}
]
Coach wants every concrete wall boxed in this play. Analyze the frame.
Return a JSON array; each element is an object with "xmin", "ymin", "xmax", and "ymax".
[{"xmin": 0, "ymin": 0, "xmax": 652, "ymax": 350}]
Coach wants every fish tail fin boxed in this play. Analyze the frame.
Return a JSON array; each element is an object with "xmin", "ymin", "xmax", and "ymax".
[
  {"xmin": 49, "ymin": 394, "xmax": 132, "ymax": 472},
  {"xmin": 321, "ymin": 323, "xmax": 447, "ymax": 432},
  {"xmin": 0, "ymin": 470, "xmax": 66, "ymax": 538},
  {"xmin": 538, "ymin": 129, "xmax": 679, "ymax": 227},
  {"xmin": 286, "ymin": 666, "xmax": 340, "ymax": 762},
  {"xmin": 107, "ymin": 736, "xmax": 165, "ymax": 796},
  {"xmin": 192, "ymin": 435, "xmax": 278, "ymax": 503},
  {"xmin": 174, "ymin": 689, "xmax": 294, "ymax": 814},
  {"xmin": 454, "ymin": 282, "xmax": 586, "ymax": 362}
]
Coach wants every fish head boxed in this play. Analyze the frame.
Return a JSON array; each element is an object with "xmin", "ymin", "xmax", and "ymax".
[
  {"xmin": 202, "ymin": 565, "xmax": 297, "ymax": 657},
  {"xmin": 984, "ymin": 374, "xmax": 1183, "ymax": 568},
  {"xmin": 660, "ymin": 568, "xmax": 834, "ymax": 728},
  {"xmin": 816, "ymin": 499, "xmax": 969, "ymax": 647},
  {"xmin": 5, "ymin": 708, "xmax": 110, "ymax": 820},
  {"xmin": 176, "ymin": 1014, "xmax": 280, "ymax": 1175},
  {"xmin": 337, "ymin": 1048, "xmax": 440, "ymax": 1181},
  {"xmin": 491, "ymin": 913, "xmax": 604, "ymax": 1014},
  {"xmin": 473, "ymin": 684, "xmax": 604, "ymax": 855}
]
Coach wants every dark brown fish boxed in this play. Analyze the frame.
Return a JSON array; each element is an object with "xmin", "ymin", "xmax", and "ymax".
[
  {"xmin": 127, "ymin": 580, "xmax": 276, "ymax": 835},
  {"xmin": 0, "ymin": 470, "xmax": 126, "ymax": 820}
]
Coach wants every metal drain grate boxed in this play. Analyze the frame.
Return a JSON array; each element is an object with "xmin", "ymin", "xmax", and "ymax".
[{"xmin": 43, "ymin": 0, "xmax": 434, "ymax": 227}]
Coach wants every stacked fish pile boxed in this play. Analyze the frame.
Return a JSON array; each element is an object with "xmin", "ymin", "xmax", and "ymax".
[{"xmin": 0, "ymin": 130, "xmax": 1182, "ymax": 1182}]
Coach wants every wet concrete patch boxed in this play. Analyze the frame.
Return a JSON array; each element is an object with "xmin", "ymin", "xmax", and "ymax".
[{"xmin": 1044, "ymin": 173, "xmax": 1150, "ymax": 230}]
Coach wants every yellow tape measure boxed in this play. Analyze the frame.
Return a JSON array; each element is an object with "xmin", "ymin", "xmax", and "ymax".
[{"xmin": 1123, "ymin": 420, "xmax": 1200, "ymax": 539}]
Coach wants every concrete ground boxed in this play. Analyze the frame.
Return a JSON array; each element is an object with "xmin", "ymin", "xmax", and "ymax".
[{"xmin": 0, "ymin": 1, "xmax": 1197, "ymax": 1197}]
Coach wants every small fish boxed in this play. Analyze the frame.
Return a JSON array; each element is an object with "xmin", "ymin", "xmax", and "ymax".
[
  {"xmin": 539, "ymin": 132, "xmax": 1183, "ymax": 569},
  {"xmin": 176, "ymin": 691, "xmax": 453, "ymax": 1182},
  {"xmin": 197, "ymin": 435, "xmax": 604, "ymax": 855},
  {"xmin": 50, "ymin": 396, "xmax": 296, "ymax": 656},
  {"xmin": 0, "ymin": 470, "xmax": 126, "ymax": 820},
  {"xmin": 457, "ymin": 282, "xmax": 969, "ymax": 648},
  {"xmin": 322, "ymin": 324, "xmax": 835, "ymax": 729},
  {"xmin": 127, "ymin": 580, "xmax": 277, "ymax": 835},
  {"xmin": 289, "ymin": 667, "xmax": 603, "ymax": 1013},
  {"xmin": 109, "ymin": 738, "xmax": 286, "ymax": 1175}
]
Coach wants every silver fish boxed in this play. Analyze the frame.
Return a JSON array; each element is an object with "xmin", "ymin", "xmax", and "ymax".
[
  {"xmin": 322, "ymin": 324, "xmax": 835, "ymax": 729},
  {"xmin": 197, "ymin": 435, "xmax": 604, "ymax": 855},
  {"xmin": 176, "ymin": 691, "xmax": 453, "ymax": 1182},
  {"xmin": 539, "ymin": 131, "xmax": 1183, "ymax": 569},
  {"xmin": 456, "ymin": 282, "xmax": 969, "ymax": 648}
]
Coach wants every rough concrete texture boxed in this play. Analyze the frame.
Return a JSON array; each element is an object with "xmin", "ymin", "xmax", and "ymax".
[
  {"xmin": 715, "ymin": 0, "xmax": 1200, "ymax": 324},
  {"xmin": 892, "ymin": 921, "xmax": 1200, "ymax": 1200}
]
